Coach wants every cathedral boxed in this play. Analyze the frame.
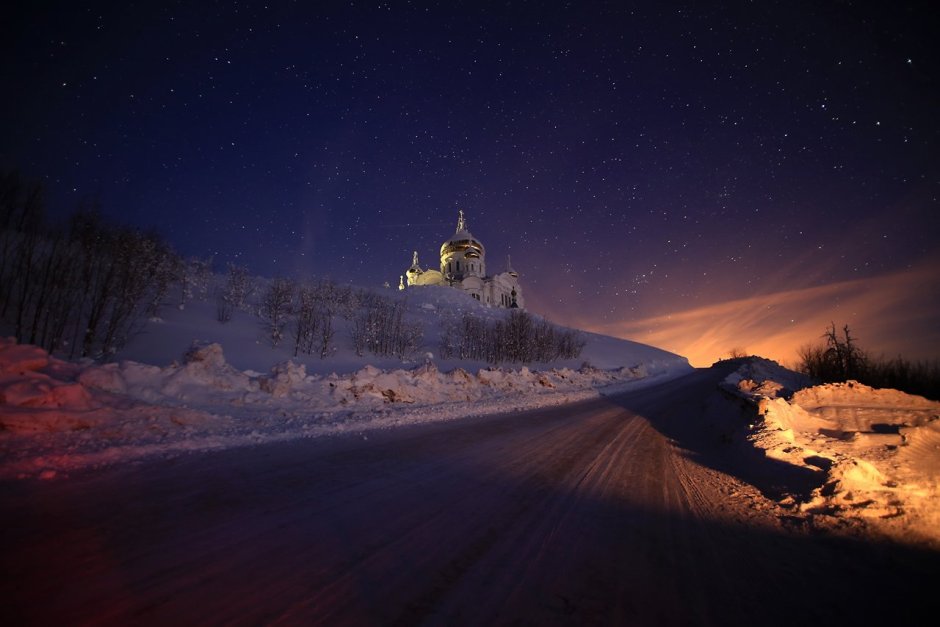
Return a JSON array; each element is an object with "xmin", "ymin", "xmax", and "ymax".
[{"xmin": 399, "ymin": 210, "xmax": 524, "ymax": 309}]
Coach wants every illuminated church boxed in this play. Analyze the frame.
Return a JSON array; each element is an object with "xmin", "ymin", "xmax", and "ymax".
[{"xmin": 399, "ymin": 210, "xmax": 524, "ymax": 309}]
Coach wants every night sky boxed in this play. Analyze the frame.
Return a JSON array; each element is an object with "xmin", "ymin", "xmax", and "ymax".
[{"xmin": 3, "ymin": 1, "xmax": 938, "ymax": 365}]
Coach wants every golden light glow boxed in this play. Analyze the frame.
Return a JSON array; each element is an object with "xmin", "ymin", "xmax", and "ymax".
[{"xmin": 581, "ymin": 262, "xmax": 940, "ymax": 367}]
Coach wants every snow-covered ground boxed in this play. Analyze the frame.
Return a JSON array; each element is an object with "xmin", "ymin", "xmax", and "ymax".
[
  {"xmin": 0, "ymin": 286, "xmax": 690, "ymax": 479},
  {"xmin": 5, "ymin": 280, "xmax": 936, "ymax": 548},
  {"xmin": 721, "ymin": 357, "xmax": 940, "ymax": 544},
  {"xmin": 114, "ymin": 284, "xmax": 675, "ymax": 375}
]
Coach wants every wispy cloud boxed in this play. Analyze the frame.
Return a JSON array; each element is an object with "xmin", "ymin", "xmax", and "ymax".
[{"xmin": 581, "ymin": 261, "xmax": 940, "ymax": 366}]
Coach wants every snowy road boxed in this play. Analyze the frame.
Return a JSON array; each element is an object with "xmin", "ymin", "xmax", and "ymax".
[{"xmin": 2, "ymin": 365, "xmax": 937, "ymax": 626}]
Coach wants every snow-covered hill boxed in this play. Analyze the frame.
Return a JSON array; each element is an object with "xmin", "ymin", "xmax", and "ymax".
[
  {"xmin": 114, "ymin": 284, "xmax": 682, "ymax": 374},
  {"xmin": 0, "ymin": 285, "xmax": 691, "ymax": 479}
]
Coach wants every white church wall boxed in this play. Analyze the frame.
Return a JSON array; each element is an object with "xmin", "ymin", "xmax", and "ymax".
[{"xmin": 402, "ymin": 211, "xmax": 523, "ymax": 309}]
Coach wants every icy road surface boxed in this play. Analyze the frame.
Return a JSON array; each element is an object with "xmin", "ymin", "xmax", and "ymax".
[{"xmin": 2, "ymin": 365, "xmax": 936, "ymax": 626}]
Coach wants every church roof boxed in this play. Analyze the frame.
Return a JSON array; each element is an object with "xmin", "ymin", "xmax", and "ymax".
[{"xmin": 440, "ymin": 210, "xmax": 485, "ymax": 255}]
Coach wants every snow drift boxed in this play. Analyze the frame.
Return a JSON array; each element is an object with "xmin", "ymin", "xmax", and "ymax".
[
  {"xmin": 0, "ymin": 336, "xmax": 690, "ymax": 479},
  {"xmin": 721, "ymin": 357, "xmax": 940, "ymax": 544}
]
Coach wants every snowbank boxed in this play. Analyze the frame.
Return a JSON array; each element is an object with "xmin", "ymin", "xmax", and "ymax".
[
  {"xmin": 0, "ymin": 338, "xmax": 690, "ymax": 479},
  {"xmin": 721, "ymin": 357, "xmax": 940, "ymax": 544}
]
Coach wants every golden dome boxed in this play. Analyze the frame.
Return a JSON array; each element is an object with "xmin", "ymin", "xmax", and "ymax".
[{"xmin": 440, "ymin": 210, "xmax": 485, "ymax": 258}]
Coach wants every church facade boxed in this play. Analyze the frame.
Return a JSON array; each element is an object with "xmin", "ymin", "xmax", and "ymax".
[{"xmin": 399, "ymin": 210, "xmax": 524, "ymax": 309}]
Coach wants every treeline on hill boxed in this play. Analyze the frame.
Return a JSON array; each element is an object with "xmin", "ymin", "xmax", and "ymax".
[
  {"xmin": 253, "ymin": 274, "xmax": 423, "ymax": 360},
  {"xmin": 439, "ymin": 310, "xmax": 585, "ymax": 363},
  {"xmin": 0, "ymin": 172, "xmax": 211, "ymax": 359},
  {"xmin": 798, "ymin": 323, "xmax": 940, "ymax": 400},
  {"xmin": 252, "ymin": 272, "xmax": 584, "ymax": 364}
]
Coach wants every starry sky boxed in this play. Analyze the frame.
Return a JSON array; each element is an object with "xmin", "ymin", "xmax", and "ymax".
[{"xmin": 3, "ymin": 1, "xmax": 938, "ymax": 365}]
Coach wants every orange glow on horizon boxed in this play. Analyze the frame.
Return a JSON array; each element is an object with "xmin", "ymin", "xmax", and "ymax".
[{"xmin": 580, "ymin": 263, "xmax": 940, "ymax": 367}]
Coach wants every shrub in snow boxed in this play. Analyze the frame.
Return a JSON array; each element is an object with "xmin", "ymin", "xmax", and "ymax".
[
  {"xmin": 440, "ymin": 310, "xmax": 585, "ymax": 364},
  {"xmin": 290, "ymin": 283, "xmax": 337, "ymax": 358},
  {"xmin": 350, "ymin": 293, "xmax": 423, "ymax": 359},
  {"xmin": 215, "ymin": 293, "xmax": 232, "ymax": 323},
  {"xmin": 176, "ymin": 256, "xmax": 213, "ymax": 308},
  {"xmin": 317, "ymin": 279, "xmax": 359, "ymax": 320},
  {"xmin": 143, "ymin": 244, "xmax": 179, "ymax": 317},
  {"xmin": 260, "ymin": 278, "xmax": 295, "ymax": 346},
  {"xmin": 216, "ymin": 262, "xmax": 260, "ymax": 324},
  {"xmin": 223, "ymin": 263, "xmax": 253, "ymax": 310}
]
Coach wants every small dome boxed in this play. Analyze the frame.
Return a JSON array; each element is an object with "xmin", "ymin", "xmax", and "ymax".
[
  {"xmin": 505, "ymin": 255, "xmax": 518, "ymax": 278},
  {"xmin": 406, "ymin": 250, "xmax": 423, "ymax": 275}
]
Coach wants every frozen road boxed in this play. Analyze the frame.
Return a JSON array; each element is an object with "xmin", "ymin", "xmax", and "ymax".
[{"xmin": 2, "ymin": 365, "xmax": 937, "ymax": 626}]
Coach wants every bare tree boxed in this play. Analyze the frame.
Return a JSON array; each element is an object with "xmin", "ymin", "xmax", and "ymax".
[
  {"xmin": 316, "ymin": 302, "xmax": 335, "ymax": 358},
  {"xmin": 442, "ymin": 310, "xmax": 584, "ymax": 364},
  {"xmin": 799, "ymin": 323, "xmax": 869, "ymax": 382},
  {"xmin": 216, "ymin": 263, "xmax": 253, "ymax": 324},
  {"xmin": 177, "ymin": 256, "xmax": 213, "ymax": 308},
  {"xmin": 223, "ymin": 263, "xmax": 253, "ymax": 310},
  {"xmin": 0, "ymin": 184, "xmax": 180, "ymax": 359},
  {"xmin": 10, "ymin": 181, "xmax": 44, "ymax": 335},
  {"xmin": 99, "ymin": 229, "xmax": 171, "ymax": 354},
  {"xmin": 0, "ymin": 171, "xmax": 27, "ymax": 313},
  {"xmin": 216, "ymin": 293, "xmax": 232, "ymax": 323},
  {"xmin": 260, "ymin": 278, "xmax": 294, "ymax": 346},
  {"xmin": 351, "ymin": 294, "xmax": 423, "ymax": 359},
  {"xmin": 291, "ymin": 284, "xmax": 318, "ymax": 356},
  {"xmin": 145, "ymin": 243, "xmax": 180, "ymax": 317}
]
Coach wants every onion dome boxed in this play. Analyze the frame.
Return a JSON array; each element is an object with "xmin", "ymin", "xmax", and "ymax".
[
  {"xmin": 405, "ymin": 250, "xmax": 424, "ymax": 286},
  {"xmin": 440, "ymin": 210, "xmax": 485, "ymax": 260},
  {"xmin": 406, "ymin": 250, "xmax": 423, "ymax": 274}
]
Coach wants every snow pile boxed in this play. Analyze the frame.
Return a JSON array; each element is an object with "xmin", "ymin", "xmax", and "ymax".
[
  {"xmin": 80, "ymin": 342, "xmax": 678, "ymax": 415},
  {"xmin": 721, "ymin": 357, "xmax": 940, "ymax": 543},
  {"xmin": 0, "ymin": 337, "xmax": 233, "ymax": 479},
  {"xmin": 0, "ymin": 341, "xmax": 96, "ymax": 428},
  {"xmin": 1, "ymin": 338, "xmax": 690, "ymax": 479}
]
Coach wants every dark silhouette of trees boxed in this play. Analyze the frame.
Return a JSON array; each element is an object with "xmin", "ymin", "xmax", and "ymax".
[
  {"xmin": 260, "ymin": 278, "xmax": 294, "ymax": 346},
  {"xmin": 216, "ymin": 263, "xmax": 255, "ymax": 323},
  {"xmin": 798, "ymin": 323, "xmax": 866, "ymax": 382},
  {"xmin": 439, "ymin": 310, "xmax": 585, "ymax": 364},
  {"xmin": 350, "ymin": 292, "xmax": 422, "ymax": 359},
  {"xmin": 177, "ymin": 256, "xmax": 213, "ymax": 309},
  {"xmin": 291, "ymin": 279, "xmax": 357, "ymax": 358},
  {"xmin": 0, "ymin": 171, "xmax": 181, "ymax": 359},
  {"xmin": 798, "ymin": 323, "xmax": 939, "ymax": 400}
]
